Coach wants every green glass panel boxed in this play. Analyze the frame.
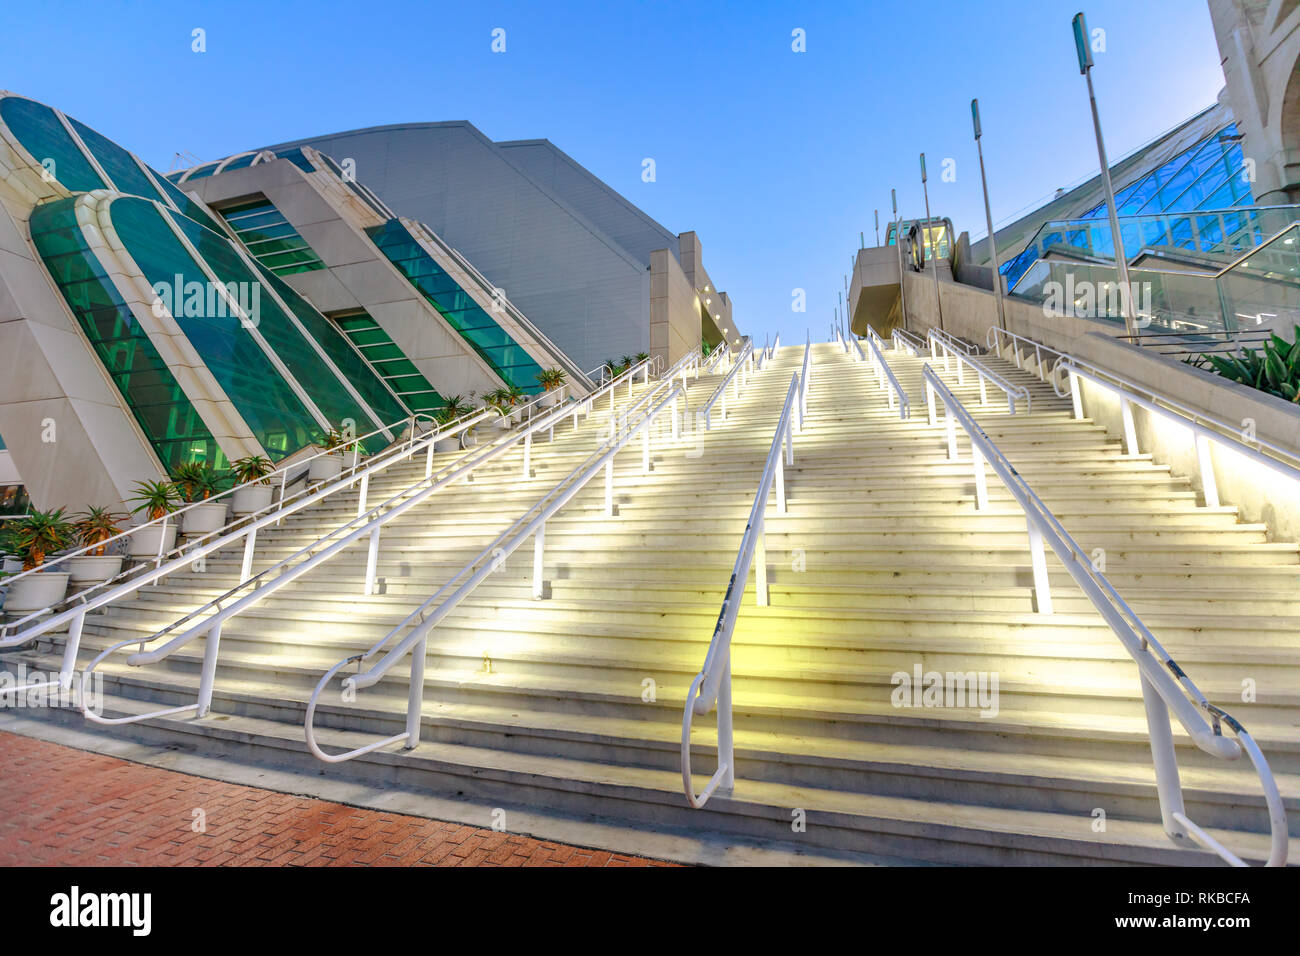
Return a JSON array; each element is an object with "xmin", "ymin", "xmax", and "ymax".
[
  {"xmin": 0, "ymin": 97, "xmax": 104, "ymax": 192},
  {"xmin": 109, "ymin": 198, "xmax": 328, "ymax": 458},
  {"xmin": 254, "ymin": 267, "xmax": 410, "ymax": 427},
  {"xmin": 29, "ymin": 199, "xmax": 222, "ymax": 469},
  {"xmin": 218, "ymin": 198, "xmax": 324, "ymax": 277},
  {"xmin": 365, "ymin": 218, "xmax": 543, "ymax": 392},
  {"xmin": 327, "ymin": 308, "xmax": 444, "ymax": 414},
  {"xmin": 164, "ymin": 203, "xmax": 394, "ymax": 447},
  {"xmin": 69, "ymin": 117, "xmax": 163, "ymax": 202}
]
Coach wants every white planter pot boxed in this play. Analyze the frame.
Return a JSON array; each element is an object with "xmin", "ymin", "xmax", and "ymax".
[
  {"xmin": 232, "ymin": 484, "xmax": 275, "ymax": 516},
  {"xmin": 511, "ymin": 409, "xmax": 523, "ymax": 423},
  {"xmin": 181, "ymin": 500, "xmax": 228, "ymax": 536},
  {"xmin": 308, "ymin": 453, "xmax": 344, "ymax": 483},
  {"xmin": 539, "ymin": 390, "xmax": 559, "ymax": 408},
  {"xmin": 67, "ymin": 554, "xmax": 126, "ymax": 587},
  {"xmin": 494, "ymin": 416, "xmax": 511, "ymax": 431},
  {"xmin": 2, "ymin": 556, "xmax": 21, "ymax": 574},
  {"xmin": 434, "ymin": 437, "xmax": 461, "ymax": 453},
  {"xmin": 461, "ymin": 433, "xmax": 479, "ymax": 449},
  {"xmin": 3, "ymin": 571, "xmax": 70, "ymax": 614},
  {"xmin": 125, "ymin": 522, "xmax": 178, "ymax": 559}
]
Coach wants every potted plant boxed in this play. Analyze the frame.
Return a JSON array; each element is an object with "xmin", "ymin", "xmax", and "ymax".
[
  {"xmin": 125, "ymin": 479, "xmax": 181, "ymax": 558},
  {"xmin": 504, "ymin": 384, "xmax": 526, "ymax": 422},
  {"xmin": 484, "ymin": 389, "xmax": 513, "ymax": 430},
  {"xmin": 1, "ymin": 508, "xmax": 75, "ymax": 613},
  {"xmin": 309, "ymin": 428, "xmax": 349, "ymax": 483},
  {"xmin": 172, "ymin": 462, "xmax": 229, "ymax": 535},
  {"xmin": 230, "ymin": 455, "xmax": 276, "ymax": 515},
  {"xmin": 432, "ymin": 396, "xmax": 473, "ymax": 452},
  {"xmin": 67, "ymin": 506, "xmax": 127, "ymax": 586},
  {"xmin": 0, "ymin": 522, "xmax": 21, "ymax": 574},
  {"xmin": 537, "ymin": 368, "xmax": 567, "ymax": 407}
]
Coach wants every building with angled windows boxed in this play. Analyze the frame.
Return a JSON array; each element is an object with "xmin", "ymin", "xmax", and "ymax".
[{"xmin": 0, "ymin": 92, "xmax": 737, "ymax": 514}]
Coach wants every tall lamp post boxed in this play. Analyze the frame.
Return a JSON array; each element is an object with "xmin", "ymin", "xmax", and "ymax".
[
  {"xmin": 893, "ymin": 188, "xmax": 907, "ymax": 332},
  {"xmin": 1073, "ymin": 11, "xmax": 1137, "ymax": 339},
  {"xmin": 920, "ymin": 152, "xmax": 944, "ymax": 331},
  {"xmin": 972, "ymin": 98, "xmax": 1006, "ymax": 332}
]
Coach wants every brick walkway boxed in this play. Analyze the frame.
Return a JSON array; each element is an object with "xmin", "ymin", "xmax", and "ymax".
[{"xmin": 0, "ymin": 731, "xmax": 675, "ymax": 867}]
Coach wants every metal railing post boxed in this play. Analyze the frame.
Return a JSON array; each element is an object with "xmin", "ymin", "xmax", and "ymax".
[
  {"xmin": 1140, "ymin": 674, "xmax": 1189, "ymax": 840},
  {"xmin": 972, "ymin": 446, "xmax": 989, "ymax": 510},
  {"xmin": 196, "ymin": 622, "xmax": 223, "ymax": 718},
  {"xmin": 1195, "ymin": 433, "xmax": 1220, "ymax": 508},
  {"xmin": 405, "ymin": 636, "xmax": 426, "ymax": 748},
  {"xmin": 605, "ymin": 459, "xmax": 615, "ymax": 515},
  {"xmin": 356, "ymin": 473, "xmax": 370, "ymax": 518},
  {"xmin": 533, "ymin": 523, "xmax": 546, "ymax": 600},
  {"xmin": 755, "ymin": 522, "xmax": 768, "ymax": 607},
  {"xmin": 945, "ymin": 406, "xmax": 958, "ymax": 460},
  {"xmin": 523, "ymin": 431, "xmax": 532, "ymax": 476},
  {"xmin": 239, "ymin": 528, "xmax": 257, "ymax": 583},
  {"xmin": 717, "ymin": 654, "xmax": 735, "ymax": 791},
  {"xmin": 60, "ymin": 609, "xmax": 86, "ymax": 689},
  {"xmin": 1026, "ymin": 518, "xmax": 1053, "ymax": 614},
  {"xmin": 1120, "ymin": 397, "xmax": 1139, "ymax": 457},
  {"xmin": 926, "ymin": 379, "xmax": 937, "ymax": 426},
  {"xmin": 1069, "ymin": 371, "xmax": 1084, "ymax": 420},
  {"xmin": 364, "ymin": 527, "xmax": 381, "ymax": 595}
]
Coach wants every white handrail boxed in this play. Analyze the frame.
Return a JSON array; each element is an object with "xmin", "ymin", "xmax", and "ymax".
[
  {"xmin": 0, "ymin": 408, "xmax": 433, "ymax": 609},
  {"xmin": 74, "ymin": 353, "xmax": 681, "ymax": 722},
  {"xmin": 698, "ymin": 339, "xmax": 757, "ymax": 429},
  {"xmin": 305, "ymin": 376, "xmax": 691, "ymax": 763},
  {"xmin": 986, "ymin": 326, "xmax": 1070, "ymax": 390},
  {"xmin": 987, "ymin": 326, "xmax": 1300, "ymax": 506},
  {"xmin": 863, "ymin": 328, "xmax": 910, "ymax": 419},
  {"xmin": 682, "ymin": 372, "xmax": 802, "ymax": 808},
  {"xmin": 927, "ymin": 327, "xmax": 1031, "ymax": 414},
  {"xmin": 0, "ymin": 405, "xmax": 492, "ymax": 701},
  {"xmin": 798, "ymin": 333, "xmax": 811, "ymax": 422},
  {"xmin": 892, "ymin": 327, "xmax": 928, "ymax": 357},
  {"xmin": 922, "ymin": 364, "xmax": 1287, "ymax": 866}
]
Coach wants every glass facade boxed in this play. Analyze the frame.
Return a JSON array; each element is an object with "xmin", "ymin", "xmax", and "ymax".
[
  {"xmin": 218, "ymin": 198, "xmax": 325, "ymax": 276},
  {"xmin": 256, "ymin": 268, "xmax": 412, "ymax": 424},
  {"xmin": 0, "ymin": 96, "xmax": 105, "ymax": 193},
  {"xmin": 368, "ymin": 218, "xmax": 544, "ymax": 393},
  {"xmin": 1001, "ymin": 123, "xmax": 1257, "ymax": 287},
  {"xmin": 29, "ymin": 199, "xmax": 224, "ymax": 470},
  {"xmin": 329, "ymin": 310, "xmax": 445, "ymax": 415}
]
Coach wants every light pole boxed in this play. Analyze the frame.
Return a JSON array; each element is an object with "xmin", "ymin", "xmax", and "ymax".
[
  {"xmin": 920, "ymin": 152, "xmax": 944, "ymax": 331},
  {"xmin": 1073, "ymin": 11, "xmax": 1136, "ymax": 339},
  {"xmin": 972, "ymin": 98, "xmax": 1006, "ymax": 332},
  {"xmin": 874, "ymin": 209, "xmax": 880, "ymax": 247},
  {"xmin": 893, "ymin": 188, "xmax": 907, "ymax": 332}
]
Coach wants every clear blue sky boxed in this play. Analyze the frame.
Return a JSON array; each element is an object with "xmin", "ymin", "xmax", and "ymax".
[{"xmin": 1, "ymin": 0, "xmax": 1226, "ymax": 347}]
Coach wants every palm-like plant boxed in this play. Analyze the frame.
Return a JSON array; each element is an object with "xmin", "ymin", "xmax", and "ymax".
[
  {"xmin": 484, "ymin": 388, "xmax": 512, "ymax": 417},
  {"xmin": 537, "ymin": 368, "xmax": 567, "ymax": 391},
  {"xmin": 437, "ymin": 395, "xmax": 473, "ymax": 423},
  {"xmin": 1185, "ymin": 327, "xmax": 1300, "ymax": 403},
  {"xmin": 231, "ymin": 455, "xmax": 274, "ymax": 486},
  {"xmin": 635, "ymin": 351, "xmax": 649, "ymax": 364},
  {"xmin": 171, "ymin": 462, "xmax": 226, "ymax": 502},
  {"xmin": 7, "ymin": 508, "xmax": 75, "ymax": 570},
  {"xmin": 128, "ymin": 480, "xmax": 181, "ymax": 521},
  {"xmin": 73, "ymin": 506, "xmax": 127, "ymax": 556},
  {"xmin": 620, "ymin": 355, "xmax": 635, "ymax": 371}
]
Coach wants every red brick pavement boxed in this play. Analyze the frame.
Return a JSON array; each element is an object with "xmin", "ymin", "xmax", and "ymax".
[{"xmin": 0, "ymin": 731, "xmax": 677, "ymax": 867}]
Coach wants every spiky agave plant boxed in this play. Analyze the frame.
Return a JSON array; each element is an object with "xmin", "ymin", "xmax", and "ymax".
[{"xmin": 1185, "ymin": 326, "xmax": 1300, "ymax": 403}]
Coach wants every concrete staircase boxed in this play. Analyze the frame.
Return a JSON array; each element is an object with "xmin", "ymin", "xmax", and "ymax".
[{"xmin": 8, "ymin": 342, "xmax": 1300, "ymax": 866}]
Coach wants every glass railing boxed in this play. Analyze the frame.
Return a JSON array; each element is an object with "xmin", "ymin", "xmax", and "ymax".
[
  {"xmin": 1009, "ymin": 222, "xmax": 1300, "ymax": 340},
  {"xmin": 1000, "ymin": 204, "xmax": 1300, "ymax": 290}
]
